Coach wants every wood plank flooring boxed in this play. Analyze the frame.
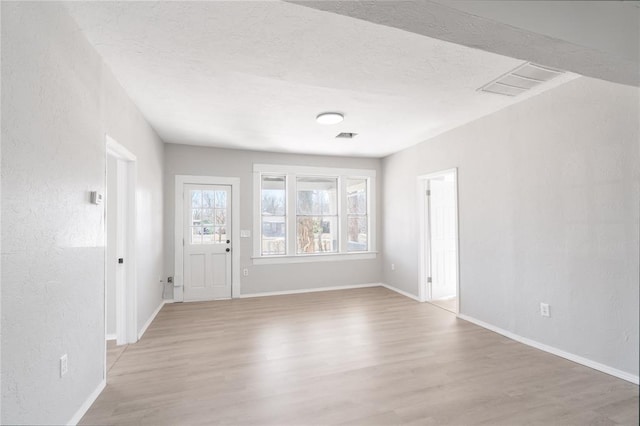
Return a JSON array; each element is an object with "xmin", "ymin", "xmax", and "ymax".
[
  {"xmin": 429, "ymin": 298, "xmax": 457, "ymax": 313},
  {"xmin": 106, "ymin": 340, "xmax": 128, "ymax": 373},
  {"xmin": 81, "ymin": 287, "xmax": 639, "ymax": 425}
]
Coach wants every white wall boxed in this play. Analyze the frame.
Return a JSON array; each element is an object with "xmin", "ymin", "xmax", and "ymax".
[
  {"xmin": 164, "ymin": 144, "xmax": 382, "ymax": 296},
  {"xmin": 382, "ymin": 76, "xmax": 639, "ymax": 377},
  {"xmin": 1, "ymin": 2, "xmax": 165, "ymax": 424}
]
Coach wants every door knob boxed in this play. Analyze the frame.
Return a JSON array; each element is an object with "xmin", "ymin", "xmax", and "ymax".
[{"xmin": 226, "ymin": 248, "xmax": 231, "ymax": 252}]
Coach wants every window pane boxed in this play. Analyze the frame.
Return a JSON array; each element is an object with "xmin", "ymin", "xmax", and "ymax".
[
  {"xmin": 201, "ymin": 209, "xmax": 214, "ymax": 225},
  {"xmin": 191, "ymin": 190, "xmax": 202, "ymax": 209},
  {"xmin": 262, "ymin": 216, "xmax": 286, "ymax": 255},
  {"xmin": 191, "ymin": 209, "xmax": 202, "ymax": 226},
  {"xmin": 190, "ymin": 227, "xmax": 202, "ymax": 244},
  {"xmin": 202, "ymin": 227, "xmax": 214, "ymax": 244},
  {"xmin": 296, "ymin": 216, "xmax": 338, "ymax": 254},
  {"xmin": 214, "ymin": 191, "xmax": 227, "ymax": 208},
  {"xmin": 201, "ymin": 210, "xmax": 214, "ymax": 240},
  {"xmin": 296, "ymin": 177, "xmax": 337, "ymax": 215},
  {"xmin": 347, "ymin": 216, "xmax": 368, "ymax": 252},
  {"xmin": 347, "ymin": 178, "xmax": 367, "ymax": 215},
  {"xmin": 215, "ymin": 226, "xmax": 227, "ymax": 243},
  {"xmin": 261, "ymin": 175, "xmax": 286, "ymax": 216},
  {"xmin": 215, "ymin": 209, "xmax": 226, "ymax": 225},
  {"xmin": 203, "ymin": 190, "xmax": 215, "ymax": 208},
  {"xmin": 203, "ymin": 224, "xmax": 214, "ymax": 238}
]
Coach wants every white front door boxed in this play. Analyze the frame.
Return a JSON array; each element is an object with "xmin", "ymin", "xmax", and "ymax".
[
  {"xmin": 428, "ymin": 176, "xmax": 457, "ymax": 300},
  {"xmin": 183, "ymin": 184, "xmax": 232, "ymax": 301}
]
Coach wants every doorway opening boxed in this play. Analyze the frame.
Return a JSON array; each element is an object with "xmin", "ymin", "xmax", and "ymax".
[
  {"xmin": 174, "ymin": 175, "xmax": 241, "ymax": 302},
  {"xmin": 105, "ymin": 135, "xmax": 138, "ymax": 377},
  {"xmin": 418, "ymin": 168, "xmax": 460, "ymax": 314}
]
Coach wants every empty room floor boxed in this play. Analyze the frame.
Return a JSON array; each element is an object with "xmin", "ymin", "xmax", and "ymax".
[
  {"xmin": 106, "ymin": 340, "xmax": 128, "ymax": 373},
  {"xmin": 81, "ymin": 287, "xmax": 639, "ymax": 425},
  {"xmin": 430, "ymin": 297, "xmax": 457, "ymax": 313}
]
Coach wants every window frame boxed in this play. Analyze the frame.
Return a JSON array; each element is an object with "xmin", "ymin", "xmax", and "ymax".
[{"xmin": 253, "ymin": 164, "xmax": 376, "ymax": 264}]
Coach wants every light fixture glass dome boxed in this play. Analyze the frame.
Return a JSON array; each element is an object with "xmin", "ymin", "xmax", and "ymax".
[{"xmin": 316, "ymin": 112, "xmax": 344, "ymax": 125}]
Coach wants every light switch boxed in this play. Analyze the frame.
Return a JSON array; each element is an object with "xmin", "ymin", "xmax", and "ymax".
[{"xmin": 240, "ymin": 230, "xmax": 251, "ymax": 238}]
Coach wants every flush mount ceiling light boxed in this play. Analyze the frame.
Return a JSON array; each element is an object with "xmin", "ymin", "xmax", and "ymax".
[{"xmin": 316, "ymin": 112, "xmax": 344, "ymax": 125}]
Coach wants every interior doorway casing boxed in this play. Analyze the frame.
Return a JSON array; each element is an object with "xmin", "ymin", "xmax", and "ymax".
[
  {"xmin": 105, "ymin": 135, "xmax": 138, "ymax": 354},
  {"xmin": 417, "ymin": 168, "xmax": 460, "ymax": 313},
  {"xmin": 174, "ymin": 175, "xmax": 241, "ymax": 302}
]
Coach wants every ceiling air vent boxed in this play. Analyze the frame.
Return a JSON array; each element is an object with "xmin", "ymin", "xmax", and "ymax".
[
  {"xmin": 336, "ymin": 132, "xmax": 357, "ymax": 139},
  {"xmin": 479, "ymin": 62, "xmax": 565, "ymax": 97}
]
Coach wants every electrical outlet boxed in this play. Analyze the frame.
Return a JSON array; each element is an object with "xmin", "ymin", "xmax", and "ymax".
[
  {"xmin": 540, "ymin": 303, "xmax": 550, "ymax": 317},
  {"xmin": 60, "ymin": 354, "xmax": 68, "ymax": 377},
  {"xmin": 391, "ymin": 264, "xmax": 396, "ymax": 271},
  {"xmin": 243, "ymin": 268, "xmax": 249, "ymax": 277}
]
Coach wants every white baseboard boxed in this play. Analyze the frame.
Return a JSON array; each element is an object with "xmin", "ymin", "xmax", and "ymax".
[
  {"xmin": 137, "ymin": 299, "xmax": 169, "ymax": 340},
  {"xmin": 380, "ymin": 283, "xmax": 422, "ymax": 302},
  {"xmin": 458, "ymin": 313, "xmax": 639, "ymax": 385},
  {"xmin": 239, "ymin": 282, "xmax": 423, "ymax": 302},
  {"xmin": 239, "ymin": 283, "xmax": 381, "ymax": 298},
  {"xmin": 105, "ymin": 333, "xmax": 117, "ymax": 341},
  {"xmin": 67, "ymin": 379, "xmax": 106, "ymax": 425}
]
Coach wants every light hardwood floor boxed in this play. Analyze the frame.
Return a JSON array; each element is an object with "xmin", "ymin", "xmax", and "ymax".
[
  {"xmin": 429, "ymin": 297, "xmax": 457, "ymax": 313},
  {"xmin": 106, "ymin": 340, "xmax": 128, "ymax": 373},
  {"xmin": 82, "ymin": 287, "xmax": 639, "ymax": 425}
]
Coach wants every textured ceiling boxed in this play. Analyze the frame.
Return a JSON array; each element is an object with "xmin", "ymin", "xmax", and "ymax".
[
  {"xmin": 290, "ymin": 0, "xmax": 638, "ymax": 87},
  {"xmin": 66, "ymin": 1, "xmax": 578, "ymax": 157}
]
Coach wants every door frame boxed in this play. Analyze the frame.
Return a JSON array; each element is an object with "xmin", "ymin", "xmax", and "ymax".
[
  {"xmin": 174, "ymin": 175, "xmax": 241, "ymax": 302},
  {"xmin": 417, "ymin": 168, "xmax": 460, "ymax": 312},
  {"xmin": 105, "ymin": 135, "xmax": 138, "ymax": 351}
]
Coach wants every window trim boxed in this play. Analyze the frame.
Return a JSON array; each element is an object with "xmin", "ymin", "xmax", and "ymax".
[{"xmin": 253, "ymin": 164, "xmax": 376, "ymax": 264}]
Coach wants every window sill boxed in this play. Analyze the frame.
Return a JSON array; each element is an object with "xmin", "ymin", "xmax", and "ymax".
[{"xmin": 252, "ymin": 252, "xmax": 377, "ymax": 265}]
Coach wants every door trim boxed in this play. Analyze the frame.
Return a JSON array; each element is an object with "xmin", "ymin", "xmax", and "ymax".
[
  {"xmin": 174, "ymin": 175, "xmax": 241, "ymax": 302},
  {"xmin": 104, "ymin": 134, "xmax": 138, "ymax": 379},
  {"xmin": 417, "ymin": 168, "xmax": 460, "ymax": 313}
]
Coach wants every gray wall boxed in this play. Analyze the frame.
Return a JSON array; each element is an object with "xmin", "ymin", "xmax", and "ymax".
[
  {"xmin": 382, "ymin": 76, "xmax": 639, "ymax": 376},
  {"xmin": 164, "ymin": 144, "xmax": 382, "ymax": 295},
  {"xmin": 1, "ymin": 2, "xmax": 165, "ymax": 424}
]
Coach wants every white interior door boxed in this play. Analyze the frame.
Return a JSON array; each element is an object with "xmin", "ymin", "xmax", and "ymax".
[
  {"xmin": 429, "ymin": 176, "xmax": 457, "ymax": 300},
  {"xmin": 105, "ymin": 135, "xmax": 138, "ymax": 348},
  {"xmin": 115, "ymin": 160, "xmax": 128, "ymax": 343},
  {"xmin": 106, "ymin": 156, "xmax": 118, "ymax": 341},
  {"xmin": 106, "ymin": 156, "xmax": 128, "ymax": 345},
  {"xmin": 183, "ymin": 184, "xmax": 232, "ymax": 301}
]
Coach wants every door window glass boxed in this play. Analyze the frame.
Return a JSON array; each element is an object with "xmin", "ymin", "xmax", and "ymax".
[{"xmin": 190, "ymin": 189, "xmax": 228, "ymax": 244}]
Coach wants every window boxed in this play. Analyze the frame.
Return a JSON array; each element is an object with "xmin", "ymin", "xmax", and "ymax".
[
  {"xmin": 346, "ymin": 178, "xmax": 368, "ymax": 252},
  {"xmin": 253, "ymin": 164, "xmax": 376, "ymax": 263},
  {"xmin": 189, "ymin": 188, "xmax": 228, "ymax": 244},
  {"xmin": 296, "ymin": 177, "xmax": 338, "ymax": 254},
  {"xmin": 260, "ymin": 175, "xmax": 286, "ymax": 255}
]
